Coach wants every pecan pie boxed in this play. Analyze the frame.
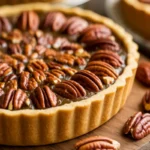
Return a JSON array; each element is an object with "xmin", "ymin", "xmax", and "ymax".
[
  {"xmin": 122, "ymin": 0, "xmax": 150, "ymax": 39},
  {"xmin": 0, "ymin": 3, "xmax": 139, "ymax": 146}
]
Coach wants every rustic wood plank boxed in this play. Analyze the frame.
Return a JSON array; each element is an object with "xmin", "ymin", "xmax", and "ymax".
[{"xmin": 0, "ymin": 55, "xmax": 149, "ymax": 150}]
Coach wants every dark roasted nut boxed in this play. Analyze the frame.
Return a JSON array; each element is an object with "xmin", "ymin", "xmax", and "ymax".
[
  {"xmin": 0, "ymin": 16, "xmax": 12, "ymax": 33},
  {"xmin": 47, "ymin": 61, "xmax": 62, "ymax": 70},
  {"xmin": 0, "ymin": 88, "xmax": 27, "ymax": 110},
  {"xmin": 20, "ymin": 71, "xmax": 38, "ymax": 91},
  {"xmin": 32, "ymin": 70, "xmax": 46, "ymax": 83},
  {"xmin": 54, "ymin": 80, "xmax": 86, "ymax": 99},
  {"xmin": 55, "ymin": 54, "xmax": 76, "ymax": 66},
  {"xmin": 27, "ymin": 60, "xmax": 49, "ymax": 72},
  {"xmin": 51, "ymin": 69, "xmax": 65, "ymax": 79},
  {"xmin": 7, "ymin": 43, "xmax": 22, "ymax": 54},
  {"xmin": 72, "ymin": 70, "xmax": 103, "ymax": 92},
  {"xmin": 0, "ymin": 63, "xmax": 12, "ymax": 77},
  {"xmin": 3, "ymin": 73, "xmax": 17, "ymax": 82},
  {"xmin": 86, "ymin": 38, "xmax": 120, "ymax": 52},
  {"xmin": 90, "ymin": 50, "xmax": 123, "ymax": 68},
  {"xmin": 75, "ymin": 136, "xmax": 120, "ymax": 150},
  {"xmin": 136, "ymin": 62, "xmax": 150, "ymax": 86},
  {"xmin": 61, "ymin": 16, "xmax": 88, "ymax": 35},
  {"xmin": 12, "ymin": 54, "xmax": 28, "ymax": 63},
  {"xmin": 17, "ymin": 11, "xmax": 39, "ymax": 31},
  {"xmin": 124, "ymin": 112, "xmax": 150, "ymax": 140},
  {"xmin": 35, "ymin": 45, "xmax": 46, "ymax": 55},
  {"xmin": 31, "ymin": 85, "xmax": 57, "ymax": 109},
  {"xmin": 86, "ymin": 61, "xmax": 118, "ymax": 80},
  {"xmin": 44, "ymin": 49, "xmax": 57, "ymax": 60},
  {"xmin": 139, "ymin": 0, "xmax": 150, "ymax": 3},
  {"xmin": 52, "ymin": 37, "xmax": 69, "ymax": 49},
  {"xmin": 43, "ymin": 12, "xmax": 67, "ymax": 32},
  {"xmin": 142, "ymin": 90, "xmax": 150, "ymax": 111},
  {"xmin": 79, "ymin": 24, "xmax": 112, "ymax": 43}
]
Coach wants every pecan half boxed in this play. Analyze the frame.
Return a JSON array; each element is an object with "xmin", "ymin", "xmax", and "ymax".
[
  {"xmin": 61, "ymin": 16, "xmax": 88, "ymax": 35},
  {"xmin": 142, "ymin": 90, "xmax": 150, "ymax": 111},
  {"xmin": 7, "ymin": 43, "xmax": 22, "ymax": 54},
  {"xmin": 43, "ymin": 12, "xmax": 67, "ymax": 32},
  {"xmin": 62, "ymin": 67, "xmax": 77, "ymax": 76},
  {"xmin": 32, "ymin": 70, "xmax": 46, "ymax": 83},
  {"xmin": 86, "ymin": 61, "xmax": 118, "ymax": 80},
  {"xmin": 19, "ymin": 71, "xmax": 38, "ymax": 91},
  {"xmin": 90, "ymin": 50, "xmax": 123, "ymax": 68},
  {"xmin": 51, "ymin": 69, "xmax": 65, "ymax": 79},
  {"xmin": 0, "ymin": 88, "xmax": 27, "ymax": 110},
  {"xmin": 72, "ymin": 70, "xmax": 103, "ymax": 92},
  {"xmin": 34, "ymin": 45, "xmax": 46, "ymax": 55},
  {"xmin": 75, "ymin": 136, "xmax": 120, "ymax": 150},
  {"xmin": 139, "ymin": 0, "xmax": 150, "ymax": 3},
  {"xmin": 0, "ymin": 63, "xmax": 12, "ymax": 77},
  {"xmin": 79, "ymin": 24, "xmax": 112, "ymax": 43},
  {"xmin": 124, "ymin": 112, "xmax": 150, "ymax": 140},
  {"xmin": 0, "ymin": 16, "xmax": 12, "ymax": 33},
  {"xmin": 47, "ymin": 61, "xmax": 62, "ymax": 70},
  {"xmin": 54, "ymin": 80, "xmax": 86, "ymax": 99},
  {"xmin": 3, "ymin": 73, "xmax": 17, "ymax": 82},
  {"xmin": 44, "ymin": 49, "xmax": 57, "ymax": 60},
  {"xmin": 86, "ymin": 38, "xmax": 120, "ymax": 52},
  {"xmin": 17, "ymin": 11, "xmax": 39, "ymax": 31},
  {"xmin": 136, "ymin": 62, "xmax": 150, "ymax": 86},
  {"xmin": 52, "ymin": 37, "xmax": 69, "ymax": 49},
  {"xmin": 27, "ymin": 60, "xmax": 49, "ymax": 72},
  {"xmin": 12, "ymin": 54, "xmax": 28, "ymax": 63},
  {"xmin": 13, "ymin": 62, "xmax": 25, "ymax": 74},
  {"xmin": 5, "ymin": 79, "xmax": 18, "ymax": 90},
  {"xmin": 31, "ymin": 85, "xmax": 57, "ymax": 109}
]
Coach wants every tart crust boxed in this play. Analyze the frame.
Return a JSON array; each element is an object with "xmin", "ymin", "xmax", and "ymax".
[
  {"xmin": 122, "ymin": 0, "xmax": 150, "ymax": 39},
  {"xmin": 0, "ymin": 3, "xmax": 139, "ymax": 146}
]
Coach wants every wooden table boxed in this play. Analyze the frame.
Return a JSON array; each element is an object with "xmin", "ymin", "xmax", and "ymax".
[{"xmin": 0, "ymin": 55, "xmax": 149, "ymax": 150}]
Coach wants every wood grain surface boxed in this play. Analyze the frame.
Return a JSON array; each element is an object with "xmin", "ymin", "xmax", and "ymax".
[{"xmin": 0, "ymin": 55, "xmax": 149, "ymax": 150}]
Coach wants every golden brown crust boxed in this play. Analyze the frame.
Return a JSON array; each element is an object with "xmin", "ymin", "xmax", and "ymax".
[
  {"xmin": 122, "ymin": 0, "xmax": 150, "ymax": 39},
  {"xmin": 0, "ymin": 3, "xmax": 139, "ymax": 146}
]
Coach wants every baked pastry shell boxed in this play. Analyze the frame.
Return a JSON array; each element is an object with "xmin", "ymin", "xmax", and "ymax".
[{"xmin": 0, "ymin": 3, "xmax": 139, "ymax": 146}]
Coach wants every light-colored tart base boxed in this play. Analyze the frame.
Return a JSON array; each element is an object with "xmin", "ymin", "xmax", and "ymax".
[
  {"xmin": 122, "ymin": 0, "xmax": 150, "ymax": 39},
  {"xmin": 0, "ymin": 3, "xmax": 139, "ymax": 146}
]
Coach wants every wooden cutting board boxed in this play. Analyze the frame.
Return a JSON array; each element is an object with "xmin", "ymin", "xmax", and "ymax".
[{"xmin": 0, "ymin": 55, "xmax": 149, "ymax": 150}]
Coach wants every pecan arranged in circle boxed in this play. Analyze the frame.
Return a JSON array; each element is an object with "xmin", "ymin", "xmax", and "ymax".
[
  {"xmin": 34, "ymin": 45, "xmax": 46, "ymax": 55},
  {"xmin": 19, "ymin": 71, "xmax": 38, "ymax": 91},
  {"xmin": 44, "ymin": 49, "xmax": 57, "ymax": 60},
  {"xmin": 3, "ymin": 73, "xmax": 17, "ymax": 82},
  {"xmin": 31, "ymin": 85, "xmax": 57, "ymax": 109},
  {"xmin": 51, "ymin": 69, "xmax": 65, "ymax": 79},
  {"xmin": 52, "ymin": 37, "xmax": 69, "ymax": 49},
  {"xmin": 86, "ymin": 38, "xmax": 120, "ymax": 52},
  {"xmin": 61, "ymin": 16, "xmax": 88, "ymax": 35},
  {"xmin": 5, "ymin": 79, "xmax": 18, "ymax": 90},
  {"xmin": 86, "ymin": 61, "xmax": 118, "ymax": 80},
  {"xmin": 0, "ymin": 88, "xmax": 27, "ymax": 110},
  {"xmin": 17, "ymin": 11, "xmax": 39, "ymax": 31},
  {"xmin": 136, "ymin": 62, "xmax": 150, "ymax": 86},
  {"xmin": 12, "ymin": 54, "xmax": 28, "ymax": 63},
  {"xmin": 79, "ymin": 24, "xmax": 112, "ymax": 43},
  {"xmin": 72, "ymin": 70, "xmax": 103, "ymax": 92},
  {"xmin": 47, "ymin": 61, "xmax": 62, "ymax": 70},
  {"xmin": 0, "ymin": 63, "xmax": 12, "ymax": 77},
  {"xmin": 43, "ymin": 12, "xmax": 67, "ymax": 32},
  {"xmin": 27, "ymin": 60, "xmax": 49, "ymax": 72},
  {"xmin": 90, "ymin": 50, "xmax": 123, "ymax": 68},
  {"xmin": 75, "ymin": 136, "xmax": 120, "ymax": 150},
  {"xmin": 32, "ymin": 70, "xmax": 46, "ymax": 83},
  {"xmin": 13, "ymin": 62, "xmax": 25, "ymax": 74},
  {"xmin": 54, "ymin": 80, "xmax": 86, "ymax": 99},
  {"xmin": 142, "ymin": 90, "xmax": 150, "ymax": 111},
  {"xmin": 124, "ymin": 112, "xmax": 150, "ymax": 140},
  {"xmin": 0, "ymin": 16, "xmax": 12, "ymax": 33},
  {"xmin": 7, "ymin": 43, "xmax": 22, "ymax": 54}
]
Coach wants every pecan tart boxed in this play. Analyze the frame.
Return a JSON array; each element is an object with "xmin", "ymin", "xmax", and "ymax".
[
  {"xmin": 122, "ymin": 0, "xmax": 150, "ymax": 39},
  {"xmin": 0, "ymin": 3, "xmax": 139, "ymax": 146}
]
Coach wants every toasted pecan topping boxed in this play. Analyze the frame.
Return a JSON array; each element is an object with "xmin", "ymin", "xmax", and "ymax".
[
  {"xmin": 142, "ymin": 90, "xmax": 150, "ymax": 111},
  {"xmin": 32, "ymin": 70, "xmax": 46, "ymax": 83},
  {"xmin": 124, "ymin": 112, "xmax": 150, "ymax": 140},
  {"xmin": 86, "ymin": 61, "xmax": 118, "ymax": 80},
  {"xmin": 0, "ymin": 16, "xmax": 12, "ymax": 33},
  {"xmin": 17, "ymin": 11, "xmax": 39, "ymax": 31},
  {"xmin": 90, "ymin": 50, "xmax": 123, "ymax": 68},
  {"xmin": 43, "ymin": 12, "xmax": 67, "ymax": 32},
  {"xmin": 61, "ymin": 16, "xmax": 88, "ymax": 35},
  {"xmin": 54, "ymin": 80, "xmax": 86, "ymax": 99},
  {"xmin": 72, "ymin": 70, "xmax": 103, "ymax": 92},
  {"xmin": 31, "ymin": 85, "xmax": 57, "ymax": 109},
  {"xmin": 75, "ymin": 136, "xmax": 120, "ymax": 150}
]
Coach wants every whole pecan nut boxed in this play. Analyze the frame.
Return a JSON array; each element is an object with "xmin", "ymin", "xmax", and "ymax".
[
  {"xmin": 0, "ymin": 63, "xmax": 13, "ymax": 77},
  {"xmin": 124, "ymin": 112, "xmax": 150, "ymax": 140},
  {"xmin": 43, "ymin": 12, "xmax": 67, "ymax": 32},
  {"xmin": 75, "ymin": 136, "xmax": 120, "ymax": 150},
  {"xmin": 136, "ymin": 62, "xmax": 150, "ymax": 86},
  {"xmin": 54, "ymin": 80, "xmax": 86, "ymax": 99},
  {"xmin": 0, "ymin": 16, "xmax": 12, "ymax": 33},
  {"xmin": 142, "ymin": 90, "xmax": 150, "ymax": 111},
  {"xmin": 17, "ymin": 11, "xmax": 39, "ymax": 31},
  {"xmin": 0, "ymin": 88, "xmax": 27, "ymax": 110},
  {"xmin": 72, "ymin": 70, "xmax": 103, "ymax": 92},
  {"xmin": 79, "ymin": 24, "xmax": 112, "ymax": 43},
  {"xmin": 86, "ymin": 61, "xmax": 118, "ymax": 80},
  {"xmin": 31, "ymin": 85, "xmax": 57, "ymax": 109},
  {"xmin": 61, "ymin": 16, "xmax": 88, "ymax": 35},
  {"xmin": 90, "ymin": 50, "xmax": 123, "ymax": 68},
  {"xmin": 32, "ymin": 70, "xmax": 46, "ymax": 83}
]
